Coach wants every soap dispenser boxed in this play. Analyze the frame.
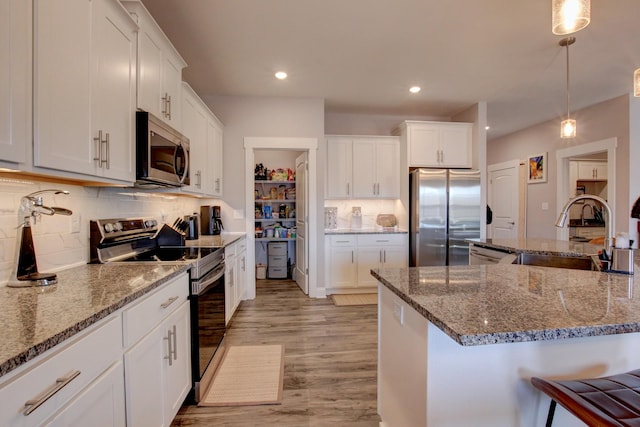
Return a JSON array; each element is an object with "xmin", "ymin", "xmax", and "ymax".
[{"xmin": 351, "ymin": 206, "xmax": 362, "ymax": 229}]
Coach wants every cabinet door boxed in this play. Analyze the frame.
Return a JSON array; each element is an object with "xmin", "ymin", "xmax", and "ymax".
[
  {"xmin": 329, "ymin": 246, "xmax": 357, "ymax": 288},
  {"xmin": 0, "ymin": 0, "xmax": 29, "ymax": 163},
  {"xmin": 382, "ymin": 246, "xmax": 407, "ymax": 269},
  {"xmin": 225, "ymin": 256, "xmax": 237, "ymax": 325},
  {"xmin": 163, "ymin": 301, "xmax": 191, "ymax": 424},
  {"xmin": 181, "ymin": 84, "xmax": 208, "ymax": 194},
  {"xmin": 352, "ymin": 139, "xmax": 377, "ymax": 198},
  {"xmin": 408, "ymin": 125, "xmax": 440, "ymax": 167},
  {"xmin": 162, "ymin": 53, "xmax": 183, "ymax": 129},
  {"xmin": 236, "ymin": 249, "xmax": 246, "ymax": 302},
  {"xmin": 326, "ymin": 137, "xmax": 353, "ymax": 198},
  {"xmin": 44, "ymin": 362, "xmax": 125, "ymax": 427},
  {"xmin": 375, "ymin": 139, "xmax": 400, "ymax": 198},
  {"xmin": 356, "ymin": 246, "xmax": 381, "ymax": 287},
  {"xmin": 33, "ymin": 0, "xmax": 94, "ymax": 175},
  {"xmin": 207, "ymin": 117, "xmax": 224, "ymax": 197},
  {"xmin": 136, "ymin": 23, "xmax": 164, "ymax": 118},
  {"xmin": 124, "ymin": 323, "xmax": 165, "ymax": 427},
  {"xmin": 91, "ymin": 0, "xmax": 137, "ymax": 181},
  {"xmin": 593, "ymin": 162, "xmax": 607, "ymax": 180},
  {"xmin": 439, "ymin": 124, "xmax": 472, "ymax": 168}
]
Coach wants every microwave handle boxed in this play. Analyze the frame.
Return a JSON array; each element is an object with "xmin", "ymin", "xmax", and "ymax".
[{"xmin": 175, "ymin": 142, "xmax": 189, "ymax": 184}]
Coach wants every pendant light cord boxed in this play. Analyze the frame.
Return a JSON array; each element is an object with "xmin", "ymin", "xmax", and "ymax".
[{"xmin": 565, "ymin": 41, "xmax": 571, "ymax": 120}]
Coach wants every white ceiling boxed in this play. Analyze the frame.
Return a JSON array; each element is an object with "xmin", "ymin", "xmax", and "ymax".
[{"xmin": 139, "ymin": 0, "xmax": 640, "ymax": 140}]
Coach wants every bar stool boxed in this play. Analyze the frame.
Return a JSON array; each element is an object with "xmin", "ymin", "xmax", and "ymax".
[{"xmin": 531, "ymin": 369, "xmax": 640, "ymax": 426}]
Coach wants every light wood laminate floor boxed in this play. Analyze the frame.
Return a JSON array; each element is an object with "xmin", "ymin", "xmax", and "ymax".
[{"xmin": 171, "ymin": 279, "xmax": 380, "ymax": 427}]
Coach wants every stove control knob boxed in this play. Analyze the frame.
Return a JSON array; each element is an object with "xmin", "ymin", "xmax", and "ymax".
[
  {"xmin": 114, "ymin": 222, "xmax": 123, "ymax": 231},
  {"xmin": 104, "ymin": 223, "xmax": 114, "ymax": 233},
  {"xmin": 145, "ymin": 219, "xmax": 156, "ymax": 228}
]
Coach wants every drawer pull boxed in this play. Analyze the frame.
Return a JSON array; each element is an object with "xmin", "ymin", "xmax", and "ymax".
[
  {"xmin": 23, "ymin": 370, "xmax": 81, "ymax": 416},
  {"xmin": 160, "ymin": 296, "xmax": 179, "ymax": 309},
  {"xmin": 336, "ymin": 240, "xmax": 350, "ymax": 243}
]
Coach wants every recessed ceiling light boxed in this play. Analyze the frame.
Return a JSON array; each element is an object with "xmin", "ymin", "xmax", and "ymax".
[
  {"xmin": 275, "ymin": 71, "xmax": 287, "ymax": 80},
  {"xmin": 409, "ymin": 86, "xmax": 421, "ymax": 94},
  {"xmin": 485, "ymin": 126, "xmax": 491, "ymax": 130}
]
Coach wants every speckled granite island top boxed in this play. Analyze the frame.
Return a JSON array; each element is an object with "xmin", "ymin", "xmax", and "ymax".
[
  {"xmin": 372, "ymin": 263, "xmax": 640, "ymax": 346},
  {"xmin": 0, "ymin": 263, "xmax": 189, "ymax": 378},
  {"xmin": 467, "ymin": 237, "xmax": 603, "ymax": 256}
]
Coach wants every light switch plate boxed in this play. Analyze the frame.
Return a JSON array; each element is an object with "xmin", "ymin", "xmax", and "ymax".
[
  {"xmin": 541, "ymin": 202, "xmax": 549, "ymax": 211},
  {"xmin": 71, "ymin": 214, "xmax": 81, "ymax": 234}
]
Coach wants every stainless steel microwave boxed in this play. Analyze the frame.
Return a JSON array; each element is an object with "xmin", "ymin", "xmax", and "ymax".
[{"xmin": 136, "ymin": 111, "xmax": 190, "ymax": 187}]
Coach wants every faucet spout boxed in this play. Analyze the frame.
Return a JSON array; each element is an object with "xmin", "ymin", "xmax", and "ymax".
[{"xmin": 556, "ymin": 194, "xmax": 613, "ymax": 253}]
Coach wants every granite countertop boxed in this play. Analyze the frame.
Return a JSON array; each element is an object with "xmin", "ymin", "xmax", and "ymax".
[
  {"xmin": 0, "ymin": 263, "xmax": 189, "ymax": 378},
  {"xmin": 325, "ymin": 228, "xmax": 408, "ymax": 235},
  {"xmin": 373, "ymin": 263, "xmax": 640, "ymax": 347},
  {"xmin": 467, "ymin": 237, "xmax": 603, "ymax": 256}
]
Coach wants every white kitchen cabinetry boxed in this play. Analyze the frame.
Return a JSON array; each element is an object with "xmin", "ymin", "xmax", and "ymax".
[
  {"xmin": 356, "ymin": 234, "xmax": 407, "ymax": 287},
  {"xmin": 0, "ymin": 0, "xmax": 29, "ymax": 164},
  {"xmin": 181, "ymin": 83, "xmax": 224, "ymax": 197},
  {"xmin": 0, "ymin": 315, "xmax": 124, "ymax": 427},
  {"xmin": 326, "ymin": 137, "xmax": 354, "ymax": 198},
  {"xmin": 352, "ymin": 138, "xmax": 400, "ymax": 198},
  {"xmin": 395, "ymin": 121, "xmax": 472, "ymax": 168},
  {"xmin": 236, "ymin": 238, "xmax": 247, "ymax": 305},
  {"xmin": 577, "ymin": 160, "xmax": 607, "ymax": 180},
  {"xmin": 326, "ymin": 136, "xmax": 400, "ymax": 199},
  {"xmin": 225, "ymin": 241, "xmax": 238, "ymax": 325},
  {"xmin": 33, "ymin": 0, "xmax": 137, "ymax": 183},
  {"xmin": 122, "ymin": 1, "xmax": 186, "ymax": 130},
  {"xmin": 325, "ymin": 233, "xmax": 407, "ymax": 292},
  {"xmin": 325, "ymin": 235, "xmax": 358, "ymax": 289},
  {"xmin": 123, "ymin": 273, "xmax": 191, "ymax": 427}
]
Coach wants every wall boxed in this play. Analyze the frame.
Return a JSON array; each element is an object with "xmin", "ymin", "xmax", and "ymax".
[
  {"xmin": 325, "ymin": 112, "xmax": 444, "ymax": 136},
  {"xmin": 0, "ymin": 179, "xmax": 205, "ymax": 285},
  {"xmin": 488, "ymin": 94, "xmax": 631, "ymax": 239}
]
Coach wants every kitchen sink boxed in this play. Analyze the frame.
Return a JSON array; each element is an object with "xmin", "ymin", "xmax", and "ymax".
[{"xmin": 511, "ymin": 253, "xmax": 600, "ymax": 271}]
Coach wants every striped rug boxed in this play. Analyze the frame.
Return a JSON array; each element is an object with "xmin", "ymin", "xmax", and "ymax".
[{"xmin": 199, "ymin": 344, "xmax": 284, "ymax": 407}]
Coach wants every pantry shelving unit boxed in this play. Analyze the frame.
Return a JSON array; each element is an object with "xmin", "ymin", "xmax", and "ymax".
[{"xmin": 254, "ymin": 180, "xmax": 296, "ymax": 242}]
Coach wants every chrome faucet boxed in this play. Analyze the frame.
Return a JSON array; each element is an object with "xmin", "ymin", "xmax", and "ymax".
[
  {"xmin": 10, "ymin": 189, "xmax": 72, "ymax": 287},
  {"xmin": 580, "ymin": 203, "xmax": 593, "ymax": 226},
  {"xmin": 556, "ymin": 194, "xmax": 613, "ymax": 254}
]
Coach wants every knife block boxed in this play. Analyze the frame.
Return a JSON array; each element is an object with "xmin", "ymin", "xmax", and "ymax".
[{"xmin": 156, "ymin": 224, "xmax": 185, "ymax": 246}]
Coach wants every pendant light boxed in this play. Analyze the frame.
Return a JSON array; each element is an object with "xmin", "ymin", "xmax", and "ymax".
[
  {"xmin": 560, "ymin": 37, "xmax": 576, "ymax": 139},
  {"xmin": 634, "ymin": 68, "xmax": 640, "ymax": 97},
  {"xmin": 552, "ymin": 0, "xmax": 591, "ymax": 35}
]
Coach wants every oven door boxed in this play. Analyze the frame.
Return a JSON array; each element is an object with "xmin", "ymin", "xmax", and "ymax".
[{"xmin": 189, "ymin": 262, "xmax": 225, "ymax": 401}]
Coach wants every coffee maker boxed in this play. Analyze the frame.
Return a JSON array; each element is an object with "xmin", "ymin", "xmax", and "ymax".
[{"xmin": 200, "ymin": 205, "xmax": 224, "ymax": 235}]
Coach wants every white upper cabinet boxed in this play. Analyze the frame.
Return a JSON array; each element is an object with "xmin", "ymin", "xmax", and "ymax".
[
  {"xmin": 326, "ymin": 136, "xmax": 399, "ymax": 199},
  {"xmin": 326, "ymin": 137, "xmax": 353, "ymax": 198},
  {"xmin": 33, "ymin": 0, "xmax": 137, "ymax": 183},
  {"xmin": 396, "ymin": 121, "xmax": 473, "ymax": 168},
  {"xmin": 0, "ymin": 0, "xmax": 29, "ymax": 164},
  {"xmin": 577, "ymin": 160, "xmax": 607, "ymax": 180},
  {"xmin": 181, "ymin": 82, "xmax": 224, "ymax": 197},
  {"xmin": 122, "ymin": 1, "xmax": 186, "ymax": 130}
]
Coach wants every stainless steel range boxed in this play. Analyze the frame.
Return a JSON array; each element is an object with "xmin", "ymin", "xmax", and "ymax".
[{"xmin": 90, "ymin": 217, "xmax": 226, "ymax": 403}]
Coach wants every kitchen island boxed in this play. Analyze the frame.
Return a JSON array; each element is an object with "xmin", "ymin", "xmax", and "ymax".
[{"xmin": 373, "ymin": 250, "xmax": 640, "ymax": 426}]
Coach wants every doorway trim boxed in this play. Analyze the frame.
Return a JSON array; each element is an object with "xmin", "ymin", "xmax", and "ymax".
[
  {"xmin": 555, "ymin": 137, "xmax": 617, "ymax": 241},
  {"xmin": 244, "ymin": 137, "xmax": 319, "ymax": 299}
]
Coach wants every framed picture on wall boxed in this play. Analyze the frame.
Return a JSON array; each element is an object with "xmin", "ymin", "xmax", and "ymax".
[{"xmin": 527, "ymin": 152, "xmax": 547, "ymax": 183}]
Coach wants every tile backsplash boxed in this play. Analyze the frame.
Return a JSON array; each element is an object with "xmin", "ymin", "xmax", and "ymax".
[
  {"xmin": 324, "ymin": 199, "xmax": 400, "ymax": 229},
  {"xmin": 0, "ymin": 179, "xmax": 205, "ymax": 285}
]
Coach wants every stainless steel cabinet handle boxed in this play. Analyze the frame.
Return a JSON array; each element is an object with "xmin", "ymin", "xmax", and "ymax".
[
  {"xmin": 346, "ymin": 183, "xmax": 350, "ymax": 196},
  {"xmin": 384, "ymin": 250, "xmax": 387, "ymax": 263},
  {"xmin": 23, "ymin": 370, "xmax": 81, "ymax": 416},
  {"xmin": 351, "ymin": 250, "xmax": 354, "ymax": 263},
  {"xmin": 195, "ymin": 170, "xmax": 202, "ymax": 188},
  {"xmin": 171, "ymin": 324, "xmax": 177, "ymax": 361},
  {"xmin": 215, "ymin": 178, "xmax": 221, "ymax": 192},
  {"xmin": 167, "ymin": 95, "xmax": 172, "ymax": 120},
  {"xmin": 373, "ymin": 183, "xmax": 376, "ymax": 195},
  {"xmin": 160, "ymin": 296, "xmax": 179, "ymax": 309},
  {"xmin": 164, "ymin": 329, "xmax": 173, "ymax": 366},
  {"xmin": 103, "ymin": 132, "xmax": 110, "ymax": 169},
  {"xmin": 336, "ymin": 240, "xmax": 350, "ymax": 243},
  {"xmin": 379, "ymin": 250, "xmax": 382, "ymax": 263},
  {"xmin": 93, "ymin": 131, "xmax": 102, "ymax": 165},
  {"xmin": 162, "ymin": 93, "xmax": 170, "ymax": 119}
]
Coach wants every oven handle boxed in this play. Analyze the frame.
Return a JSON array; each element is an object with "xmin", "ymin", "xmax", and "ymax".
[{"xmin": 193, "ymin": 262, "xmax": 225, "ymax": 295}]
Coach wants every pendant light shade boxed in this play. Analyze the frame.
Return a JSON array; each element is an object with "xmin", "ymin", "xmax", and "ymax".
[
  {"xmin": 552, "ymin": 0, "xmax": 590, "ymax": 35},
  {"xmin": 634, "ymin": 68, "xmax": 640, "ymax": 97},
  {"xmin": 559, "ymin": 37, "xmax": 576, "ymax": 139}
]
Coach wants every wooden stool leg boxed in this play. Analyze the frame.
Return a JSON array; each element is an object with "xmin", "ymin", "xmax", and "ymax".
[{"xmin": 545, "ymin": 400, "xmax": 557, "ymax": 427}]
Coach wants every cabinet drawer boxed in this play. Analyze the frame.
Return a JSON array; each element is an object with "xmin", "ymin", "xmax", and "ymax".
[
  {"xmin": 236, "ymin": 237, "xmax": 247, "ymax": 253},
  {"xmin": 268, "ymin": 255, "xmax": 287, "ymax": 267},
  {"xmin": 268, "ymin": 266, "xmax": 288, "ymax": 279},
  {"xmin": 328, "ymin": 235, "xmax": 356, "ymax": 246},
  {"xmin": 268, "ymin": 242, "xmax": 287, "ymax": 256},
  {"xmin": 357, "ymin": 234, "xmax": 406, "ymax": 247},
  {"xmin": 122, "ymin": 273, "xmax": 189, "ymax": 348},
  {"xmin": 0, "ymin": 315, "xmax": 122, "ymax": 427}
]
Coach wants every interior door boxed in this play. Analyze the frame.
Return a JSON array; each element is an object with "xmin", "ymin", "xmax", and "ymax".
[
  {"xmin": 488, "ymin": 161, "xmax": 520, "ymax": 239},
  {"xmin": 295, "ymin": 152, "xmax": 308, "ymax": 294}
]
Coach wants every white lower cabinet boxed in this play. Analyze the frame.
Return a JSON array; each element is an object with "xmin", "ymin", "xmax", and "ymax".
[
  {"xmin": 236, "ymin": 238, "xmax": 247, "ymax": 304},
  {"xmin": 325, "ymin": 234, "xmax": 407, "ymax": 292},
  {"xmin": 225, "ymin": 242, "xmax": 237, "ymax": 325},
  {"xmin": 123, "ymin": 273, "xmax": 191, "ymax": 427},
  {"xmin": 0, "ymin": 315, "xmax": 124, "ymax": 427}
]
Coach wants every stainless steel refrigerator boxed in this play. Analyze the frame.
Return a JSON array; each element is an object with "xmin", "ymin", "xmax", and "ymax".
[{"xmin": 410, "ymin": 168, "xmax": 481, "ymax": 266}]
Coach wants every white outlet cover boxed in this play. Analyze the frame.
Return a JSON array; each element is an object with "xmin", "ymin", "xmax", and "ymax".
[{"xmin": 541, "ymin": 202, "xmax": 549, "ymax": 211}]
